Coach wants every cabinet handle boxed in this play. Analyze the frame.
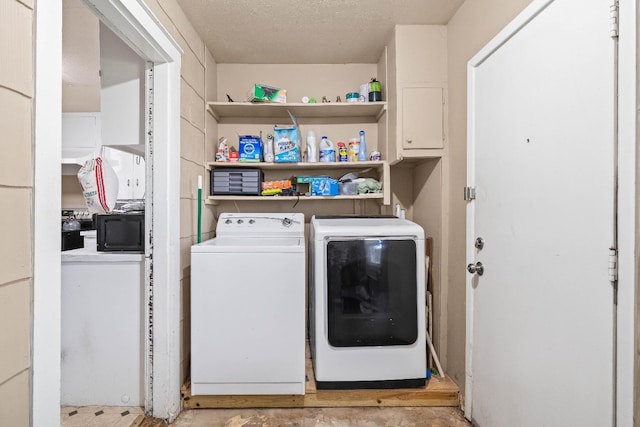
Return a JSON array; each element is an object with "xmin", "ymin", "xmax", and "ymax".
[
  {"xmin": 136, "ymin": 179, "xmax": 139, "ymax": 187},
  {"xmin": 135, "ymin": 156, "xmax": 141, "ymax": 165},
  {"xmin": 127, "ymin": 179, "xmax": 131, "ymax": 187},
  {"xmin": 407, "ymin": 138, "xmax": 412, "ymax": 144}
]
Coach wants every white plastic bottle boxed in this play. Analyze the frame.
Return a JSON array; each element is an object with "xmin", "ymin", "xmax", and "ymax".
[
  {"xmin": 306, "ymin": 130, "xmax": 317, "ymax": 162},
  {"xmin": 319, "ymin": 136, "xmax": 335, "ymax": 162},
  {"xmin": 264, "ymin": 134, "xmax": 274, "ymax": 163}
]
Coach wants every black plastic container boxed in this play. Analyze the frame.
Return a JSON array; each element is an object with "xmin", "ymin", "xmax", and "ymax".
[
  {"xmin": 211, "ymin": 168, "xmax": 263, "ymax": 196},
  {"xmin": 61, "ymin": 231, "xmax": 84, "ymax": 251}
]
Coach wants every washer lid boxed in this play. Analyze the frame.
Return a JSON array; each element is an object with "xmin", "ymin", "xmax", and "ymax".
[
  {"xmin": 192, "ymin": 236, "xmax": 304, "ymax": 253},
  {"xmin": 215, "ymin": 212, "xmax": 304, "ymax": 238}
]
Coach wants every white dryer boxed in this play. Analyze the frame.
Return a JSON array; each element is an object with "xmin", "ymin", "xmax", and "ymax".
[
  {"xmin": 309, "ymin": 215, "xmax": 426, "ymax": 389},
  {"xmin": 191, "ymin": 213, "xmax": 305, "ymax": 395}
]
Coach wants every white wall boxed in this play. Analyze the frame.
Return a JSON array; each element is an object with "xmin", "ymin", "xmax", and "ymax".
[{"xmin": 445, "ymin": 0, "xmax": 534, "ymax": 391}]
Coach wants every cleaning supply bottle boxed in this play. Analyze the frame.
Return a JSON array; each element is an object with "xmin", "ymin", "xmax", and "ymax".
[
  {"xmin": 306, "ymin": 130, "xmax": 317, "ymax": 162},
  {"xmin": 264, "ymin": 134, "xmax": 274, "ymax": 163},
  {"xmin": 319, "ymin": 136, "xmax": 335, "ymax": 162},
  {"xmin": 358, "ymin": 130, "xmax": 367, "ymax": 161},
  {"xmin": 338, "ymin": 141, "xmax": 348, "ymax": 162}
]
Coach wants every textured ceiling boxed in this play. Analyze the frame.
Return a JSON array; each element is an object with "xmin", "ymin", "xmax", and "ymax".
[{"xmin": 176, "ymin": 0, "xmax": 465, "ymax": 64}]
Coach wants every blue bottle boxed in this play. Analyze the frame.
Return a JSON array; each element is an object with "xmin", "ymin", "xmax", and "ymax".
[{"xmin": 358, "ymin": 130, "xmax": 367, "ymax": 161}]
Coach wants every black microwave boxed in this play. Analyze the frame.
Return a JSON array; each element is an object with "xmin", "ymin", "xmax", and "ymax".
[{"xmin": 96, "ymin": 213, "xmax": 145, "ymax": 252}]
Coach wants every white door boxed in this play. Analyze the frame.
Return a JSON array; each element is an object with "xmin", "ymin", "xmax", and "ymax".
[{"xmin": 466, "ymin": 1, "xmax": 615, "ymax": 426}]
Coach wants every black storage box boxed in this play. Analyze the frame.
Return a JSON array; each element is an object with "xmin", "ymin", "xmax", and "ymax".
[
  {"xmin": 61, "ymin": 230, "xmax": 84, "ymax": 251},
  {"xmin": 211, "ymin": 168, "xmax": 263, "ymax": 196}
]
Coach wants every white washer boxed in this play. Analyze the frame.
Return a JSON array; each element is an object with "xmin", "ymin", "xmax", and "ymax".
[
  {"xmin": 191, "ymin": 213, "xmax": 305, "ymax": 395},
  {"xmin": 310, "ymin": 215, "xmax": 426, "ymax": 389}
]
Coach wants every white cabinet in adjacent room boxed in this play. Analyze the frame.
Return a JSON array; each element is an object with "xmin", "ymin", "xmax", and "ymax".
[
  {"xmin": 61, "ymin": 251, "xmax": 144, "ymax": 406},
  {"xmin": 62, "ymin": 112, "xmax": 100, "ymax": 161},
  {"xmin": 99, "ymin": 22, "xmax": 145, "ymax": 157},
  {"xmin": 103, "ymin": 147, "xmax": 145, "ymax": 200}
]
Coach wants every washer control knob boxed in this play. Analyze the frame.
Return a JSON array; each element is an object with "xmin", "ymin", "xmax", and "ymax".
[
  {"xmin": 237, "ymin": 219, "xmax": 244, "ymax": 224},
  {"xmin": 282, "ymin": 217, "xmax": 292, "ymax": 227},
  {"xmin": 225, "ymin": 219, "xmax": 232, "ymax": 224},
  {"xmin": 249, "ymin": 219, "xmax": 255, "ymax": 224}
]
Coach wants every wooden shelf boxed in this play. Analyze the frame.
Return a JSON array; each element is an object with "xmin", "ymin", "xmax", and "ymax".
[
  {"xmin": 206, "ymin": 161, "xmax": 390, "ymax": 205},
  {"xmin": 207, "ymin": 101, "xmax": 387, "ymax": 123},
  {"xmin": 206, "ymin": 161, "xmax": 386, "ymax": 170},
  {"xmin": 207, "ymin": 194, "xmax": 384, "ymax": 203},
  {"xmin": 181, "ymin": 344, "xmax": 459, "ymax": 409},
  {"xmin": 206, "ymin": 102, "xmax": 390, "ymax": 203},
  {"xmin": 182, "ymin": 376, "xmax": 459, "ymax": 409}
]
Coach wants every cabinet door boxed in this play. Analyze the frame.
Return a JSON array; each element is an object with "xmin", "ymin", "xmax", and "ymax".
[
  {"xmin": 402, "ymin": 87, "xmax": 443, "ymax": 149},
  {"xmin": 100, "ymin": 22, "xmax": 145, "ymax": 148},
  {"xmin": 395, "ymin": 26, "xmax": 447, "ymax": 84},
  {"xmin": 131, "ymin": 155, "xmax": 146, "ymax": 199},
  {"xmin": 62, "ymin": 113, "xmax": 101, "ymax": 158},
  {"xmin": 103, "ymin": 147, "xmax": 134, "ymax": 200}
]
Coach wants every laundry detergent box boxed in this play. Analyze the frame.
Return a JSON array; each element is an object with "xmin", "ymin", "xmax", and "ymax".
[
  {"xmin": 311, "ymin": 177, "xmax": 339, "ymax": 196},
  {"xmin": 273, "ymin": 125, "xmax": 300, "ymax": 163},
  {"xmin": 295, "ymin": 175, "xmax": 326, "ymax": 195},
  {"xmin": 239, "ymin": 135, "xmax": 262, "ymax": 162},
  {"xmin": 247, "ymin": 83, "xmax": 287, "ymax": 103}
]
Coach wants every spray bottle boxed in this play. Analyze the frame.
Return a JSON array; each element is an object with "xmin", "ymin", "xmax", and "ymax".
[
  {"xmin": 358, "ymin": 130, "xmax": 367, "ymax": 161},
  {"xmin": 264, "ymin": 134, "xmax": 274, "ymax": 163}
]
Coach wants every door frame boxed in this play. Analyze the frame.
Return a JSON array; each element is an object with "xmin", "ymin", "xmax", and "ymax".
[
  {"xmin": 464, "ymin": 0, "xmax": 637, "ymax": 423},
  {"xmin": 614, "ymin": 0, "xmax": 637, "ymax": 424},
  {"xmin": 33, "ymin": 0, "xmax": 182, "ymax": 423}
]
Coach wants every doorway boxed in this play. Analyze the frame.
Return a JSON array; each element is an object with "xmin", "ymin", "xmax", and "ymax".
[
  {"xmin": 464, "ymin": 0, "xmax": 637, "ymax": 425},
  {"xmin": 33, "ymin": 0, "xmax": 182, "ymax": 423}
]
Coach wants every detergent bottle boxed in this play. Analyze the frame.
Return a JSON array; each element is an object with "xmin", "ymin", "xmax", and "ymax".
[{"xmin": 306, "ymin": 130, "xmax": 318, "ymax": 162}]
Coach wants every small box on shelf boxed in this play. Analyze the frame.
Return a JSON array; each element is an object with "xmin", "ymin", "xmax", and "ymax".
[
  {"xmin": 239, "ymin": 135, "xmax": 262, "ymax": 162},
  {"xmin": 211, "ymin": 168, "xmax": 262, "ymax": 196}
]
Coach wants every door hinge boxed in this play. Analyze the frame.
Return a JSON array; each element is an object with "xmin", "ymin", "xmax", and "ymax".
[
  {"xmin": 464, "ymin": 186, "xmax": 476, "ymax": 201},
  {"xmin": 608, "ymin": 247, "xmax": 618, "ymax": 283},
  {"xmin": 610, "ymin": 0, "xmax": 619, "ymax": 38}
]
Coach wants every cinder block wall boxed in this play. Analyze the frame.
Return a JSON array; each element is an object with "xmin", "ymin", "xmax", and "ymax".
[{"xmin": 0, "ymin": 0, "xmax": 34, "ymax": 425}]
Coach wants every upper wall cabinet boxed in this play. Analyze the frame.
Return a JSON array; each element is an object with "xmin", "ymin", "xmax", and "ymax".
[
  {"xmin": 401, "ymin": 86, "xmax": 444, "ymax": 150},
  {"xmin": 384, "ymin": 25, "xmax": 447, "ymax": 164},
  {"xmin": 99, "ymin": 22, "xmax": 145, "ymax": 157},
  {"xmin": 61, "ymin": 112, "xmax": 101, "ymax": 174}
]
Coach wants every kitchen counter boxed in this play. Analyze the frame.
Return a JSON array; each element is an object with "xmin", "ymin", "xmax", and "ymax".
[{"xmin": 61, "ymin": 245, "xmax": 144, "ymax": 262}]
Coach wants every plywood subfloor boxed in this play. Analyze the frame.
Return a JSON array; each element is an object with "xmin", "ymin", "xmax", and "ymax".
[
  {"xmin": 172, "ymin": 407, "xmax": 471, "ymax": 426},
  {"xmin": 182, "ymin": 347, "xmax": 459, "ymax": 409},
  {"xmin": 60, "ymin": 406, "xmax": 143, "ymax": 427}
]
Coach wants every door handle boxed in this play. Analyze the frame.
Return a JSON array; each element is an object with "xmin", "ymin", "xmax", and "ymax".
[{"xmin": 467, "ymin": 262, "xmax": 484, "ymax": 276}]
